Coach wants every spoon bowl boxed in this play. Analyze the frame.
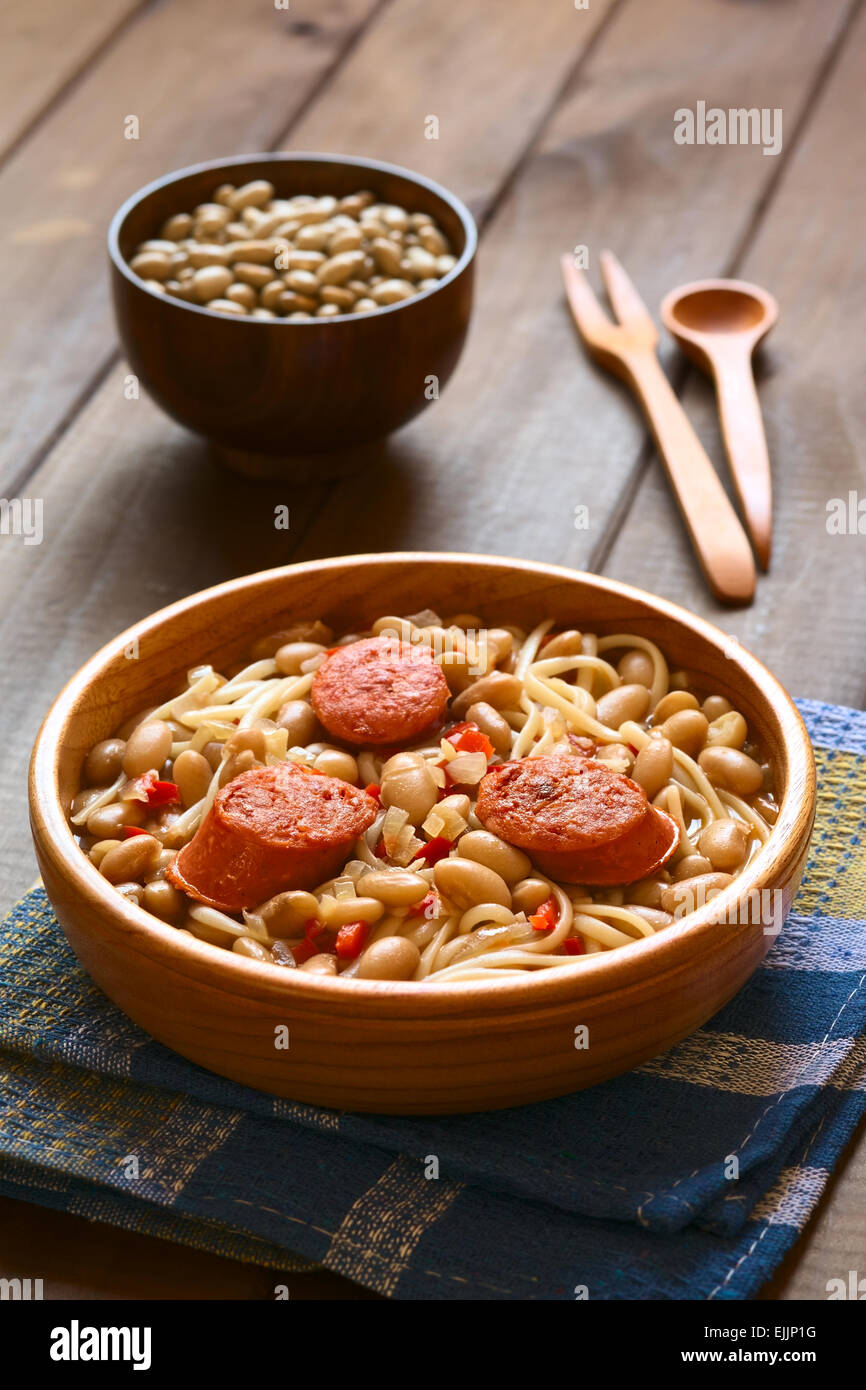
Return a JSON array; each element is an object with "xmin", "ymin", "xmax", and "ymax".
[{"xmin": 661, "ymin": 278, "xmax": 778, "ymax": 570}]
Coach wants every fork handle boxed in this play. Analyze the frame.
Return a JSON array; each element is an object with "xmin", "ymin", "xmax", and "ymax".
[{"xmin": 624, "ymin": 351, "xmax": 756, "ymax": 604}]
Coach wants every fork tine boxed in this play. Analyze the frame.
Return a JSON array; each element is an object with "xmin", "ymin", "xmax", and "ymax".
[
  {"xmin": 598, "ymin": 249, "xmax": 655, "ymax": 329},
  {"xmin": 560, "ymin": 254, "xmax": 612, "ymax": 345}
]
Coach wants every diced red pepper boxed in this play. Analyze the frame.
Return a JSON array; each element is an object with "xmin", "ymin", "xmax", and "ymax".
[
  {"xmin": 291, "ymin": 919, "xmax": 337, "ymax": 963},
  {"xmin": 335, "ymin": 921, "xmax": 370, "ymax": 960},
  {"xmin": 415, "ymin": 836, "xmax": 453, "ymax": 866},
  {"xmin": 373, "ymin": 838, "xmax": 387, "ymax": 859},
  {"xmin": 444, "ymin": 721, "xmax": 494, "ymax": 759},
  {"xmin": 122, "ymin": 770, "xmax": 181, "ymax": 807},
  {"xmin": 121, "ymin": 825, "xmax": 150, "ymax": 839},
  {"xmin": 407, "ymin": 890, "xmax": 438, "ymax": 917},
  {"xmin": 529, "ymin": 895, "xmax": 559, "ymax": 932},
  {"xmin": 562, "ymin": 937, "xmax": 585, "ymax": 955},
  {"xmin": 364, "ymin": 783, "xmax": 381, "ymax": 804}
]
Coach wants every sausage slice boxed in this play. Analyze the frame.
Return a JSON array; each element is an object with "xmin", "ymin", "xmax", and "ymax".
[
  {"xmin": 312, "ymin": 635, "xmax": 449, "ymax": 746},
  {"xmin": 476, "ymin": 755, "xmax": 678, "ymax": 885},
  {"xmin": 167, "ymin": 763, "xmax": 376, "ymax": 912}
]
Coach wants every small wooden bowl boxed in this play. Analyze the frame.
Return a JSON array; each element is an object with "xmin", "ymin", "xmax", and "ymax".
[
  {"xmin": 29, "ymin": 555, "xmax": 815, "ymax": 1114},
  {"xmin": 107, "ymin": 154, "xmax": 477, "ymax": 474}
]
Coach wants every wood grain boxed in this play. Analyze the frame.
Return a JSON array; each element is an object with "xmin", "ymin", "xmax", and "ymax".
[
  {"xmin": 0, "ymin": 0, "xmax": 382, "ymax": 496},
  {"xmin": 29, "ymin": 554, "xmax": 815, "ymax": 1113},
  {"xmin": 0, "ymin": 0, "xmax": 143, "ymax": 159},
  {"xmin": 0, "ymin": 0, "xmax": 862, "ymax": 1297},
  {"xmin": 603, "ymin": 0, "xmax": 866, "ymax": 706}
]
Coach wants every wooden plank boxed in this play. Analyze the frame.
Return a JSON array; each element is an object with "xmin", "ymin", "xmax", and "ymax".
[
  {"xmin": 284, "ymin": 0, "xmax": 853, "ymax": 569},
  {"xmin": 1, "ymin": 0, "xmax": 846, "ymax": 912},
  {"xmin": 602, "ymin": 1, "xmax": 866, "ymax": 706},
  {"xmin": 0, "ymin": 0, "xmax": 617, "ymax": 499},
  {"xmin": 0, "ymin": 0, "xmax": 382, "ymax": 496},
  {"xmin": 0, "ymin": 0, "xmax": 143, "ymax": 159}
]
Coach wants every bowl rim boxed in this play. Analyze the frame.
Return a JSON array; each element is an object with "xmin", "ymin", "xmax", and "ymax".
[
  {"xmin": 107, "ymin": 151, "xmax": 478, "ymax": 325},
  {"xmin": 30, "ymin": 552, "xmax": 816, "ymax": 1012}
]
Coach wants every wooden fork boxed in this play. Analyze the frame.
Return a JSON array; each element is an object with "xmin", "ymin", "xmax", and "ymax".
[{"xmin": 561, "ymin": 250, "xmax": 756, "ymax": 605}]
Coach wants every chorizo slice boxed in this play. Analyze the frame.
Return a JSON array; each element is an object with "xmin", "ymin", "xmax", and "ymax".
[
  {"xmin": 311, "ymin": 635, "xmax": 449, "ymax": 746},
  {"xmin": 476, "ymin": 755, "xmax": 678, "ymax": 886},
  {"xmin": 167, "ymin": 763, "xmax": 376, "ymax": 912}
]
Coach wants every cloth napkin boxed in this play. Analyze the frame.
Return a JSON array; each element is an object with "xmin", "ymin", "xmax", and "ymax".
[{"xmin": 2, "ymin": 698, "xmax": 865, "ymax": 1300}]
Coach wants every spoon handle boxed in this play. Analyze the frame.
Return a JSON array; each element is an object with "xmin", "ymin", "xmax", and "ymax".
[
  {"xmin": 712, "ymin": 347, "xmax": 773, "ymax": 570},
  {"xmin": 624, "ymin": 350, "xmax": 756, "ymax": 605}
]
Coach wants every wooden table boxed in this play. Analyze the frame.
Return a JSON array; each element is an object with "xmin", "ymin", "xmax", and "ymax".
[{"xmin": 2, "ymin": 0, "xmax": 864, "ymax": 1300}]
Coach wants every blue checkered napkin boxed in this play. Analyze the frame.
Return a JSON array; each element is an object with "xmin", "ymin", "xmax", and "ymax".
[{"xmin": 1, "ymin": 698, "xmax": 864, "ymax": 1300}]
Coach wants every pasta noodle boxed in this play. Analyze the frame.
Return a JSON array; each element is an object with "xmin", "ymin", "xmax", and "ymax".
[{"xmin": 70, "ymin": 610, "xmax": 777, "ymax": 984}]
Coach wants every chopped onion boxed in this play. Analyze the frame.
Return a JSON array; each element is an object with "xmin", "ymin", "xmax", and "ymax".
[
  {"xmin": 445, "ymin": 751, "xmax": 488, "ymax": 785},
  {"xmin": 382, "ymin": 805, "xmax": 409, "ymax": 855},
  {"xmin": 423, "ymin": 809, "xmax": 446, "ymax": 839},
  {"xmin": 334, "ymin": 876, "xmax": 356, "ymax": 901}
]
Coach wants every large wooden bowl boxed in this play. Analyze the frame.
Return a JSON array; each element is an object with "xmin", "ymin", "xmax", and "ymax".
[
  {"xmin": 108, "ymin": 154, "xmax": 476, "ymax": 471},
  {"xmin": 29, "ymin": 555, "xmax": 815, "ymax": 1114}
]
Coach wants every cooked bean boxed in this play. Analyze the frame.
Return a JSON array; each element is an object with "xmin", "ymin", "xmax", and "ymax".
[
  {"xmin": 201, "ymin": 740, "xmax": 224, "ymax": 772},
  {"xmin": 698, "ymin": 818, "xmax": 750, "ymax": 870},
  {"xmin": 371, "ymin": 278, "xmax": 415, "ymax": 304},
  {"xmin": 702, "ymin": 694, "xmax": 732, "ymax": 721},
  {"xmin": 114, "ymin": 881, "xmax": 143, "ymax": 905},
  {"xmin": 319, "ymin": 896, "xmax": 384, "ymax": 928},
  {"xmin": 85, "ymin": 737, "xmax": 126, "ymax": 785},
  {"xmin": 207, "ymin": 297, "xmax": 247, "ymax": 315},
  {"xmin": 380, "ymin": 758, "xmax": 438, "ymax": 824},
  {"xmin": 357, "ymin": 936, "xmax": 421, "ymax": 981},
  {"xmin": 100, "ymin": 834, "xmax": 161, "ymax": 884},
  {"xmin": 300, "ymin": 952, "xmax": 338, "ymax": 975},
  {"xmin": 357, "ymin": 869, "xmax": 429, "ymax": 906},
  {"xmin": 190, "ymin": 266, "xmax": 234, "ymax": 302},
  {"xmin": 71, "ymin": 785, "xmax": 108, "ymax": 818},
  {"xmin": 88, "ymin": 838, "xmax": 121, "ymax": 867},
  {"xmin": 370, "ymin": 237, "xmax": 404, "ymax": 276},
  {"xmin": 228, "ymin": 180, "xmax": 275, "ymax": 211},
  {"xmin": 511, "ymin": 877, "xmax": 552, "ymax": 914},
  {"xmin": 542, "ymin": 629, "xmax": 583, "ymax": 660},
  {"xmin": 172, "ymin": 749, "xmax": 212, "ymax": 807},
  {"xmin": 626, "ymin": 878, "xmax": 666, "ymax": 908},
  {"xmin": 86, "ymin": 800, "xmax": 145, "ymax": 839},
  {"xmin": 450, "ymin": 671, "xmax": 523, "ymax": 718},
  {"xmin": 631, "ymin": 735, "xmax": 674, "ymax": 799},
  {"xmin": 319, "ymin": 285, "xmax": 356, "ymax": 308},
  {"xmin": 187, "ymin": 243, "xmax": 232, "ymax": 268},
  {"xmin": 433, "ymin": 857, "xmax": 511, "ymax": 910},
  {"xmin": 225, "ymin": 282, "xmax": 256, "ymax": 309},
  {"xmin": 439, "ymin": 793, "xmax": 471, "ymax": 820},
  {"xmin": 122, "ymin": 720, "xmax": 172, "ymax": 777},
  {"xmin": 660, "ymin": 873, "xmax": 733, "ymax": 916},
  {"xmin": 465, "ymin": 700, "xmax": 512, "ymax": 756},
  {"xmin": 258, "ymin": 889, "xmax": 320, "ymax": 937},
  {"xmin": 161, "ymin": 213, "xmax": 193, "ymax": 240},
  {"xmin": 275, "ymin": 699, "xmax": 319, "ymax": 746},
  {"xmin": 659, "ymin": 709, "xmax": 709, "ymax": 756},
  {"xmin": 457, "ymin": 830, "xmax": 531, "ymax": 883},
  {"xmin": 596, "ymin": 683, "xmax": 651, "ymax": 729},
  {"xmin": 313, "ymin": 749, "xmax": 359, "ymax": 783},
  {"xmin": 672, "ymin": 854, "xmax": 714, "ymax": 881},
  {"xmin": 698, "ymin": 746, "xmax": 763, "ymax": 795},
  {"xmin": 225, "ymin": 727, "xmax": 266, "ymax": 761},
  {"xmin": 130, "ymin": 251, "xmax": 172, "ymax": 281},
  {"xmin": 616, "ymin": 649, "xmax": 654, "ymax": 687},
  {"xmin": 318, "ymin": 250, "xmax": 366, "ymax": 285},
  {"xmin": 142, "ymin": 879, "xmax": 184, "ymax": 923},
  {"xmin": 705, "ymin": 710, "xmax": 748, "ymax": 749},
  {"xmin": 652, "ymin": 690, "xmax": 699, "ymax": 723}
]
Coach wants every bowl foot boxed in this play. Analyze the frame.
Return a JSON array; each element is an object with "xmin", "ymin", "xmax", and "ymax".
[{"xmin": 212, "ymin": 441, "xmax": 384, "ymax": 482}]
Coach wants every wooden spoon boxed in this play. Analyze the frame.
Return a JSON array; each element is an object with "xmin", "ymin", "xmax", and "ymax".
[{"xmin": 661, "ymin": 279, "xmax": 778, "ymax": 570}]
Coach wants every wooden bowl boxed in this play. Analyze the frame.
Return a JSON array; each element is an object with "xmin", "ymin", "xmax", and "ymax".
[
  {"xmin": 29, "ymin": 555, "xmax": 815, "ymax": 1114},
  {"xmin": 107, "ymin": 155, "xmax": 476, "ymax": 473}
]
